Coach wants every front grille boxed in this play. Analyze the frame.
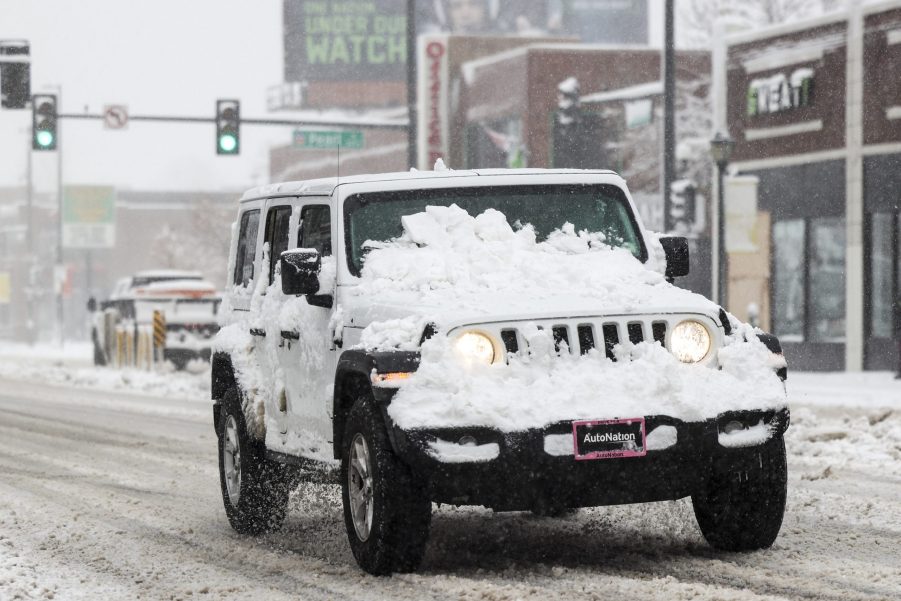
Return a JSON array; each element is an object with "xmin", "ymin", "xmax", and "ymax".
[{"xmin": 485, "ymin": 316, "xmax": 710, "ymax": 362}]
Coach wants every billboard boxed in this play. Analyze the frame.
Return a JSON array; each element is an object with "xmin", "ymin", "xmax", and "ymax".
[
  {"xmin": 284, "ymin": 0, "xmax": 648, "ymax": 84},
  {"xmin": 562, "ymin": 0, "xmax": 648, "ymax": 45}
]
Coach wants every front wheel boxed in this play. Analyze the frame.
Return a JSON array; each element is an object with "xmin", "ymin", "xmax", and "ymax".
[
  {"xmin": 341, "ymin": 400, "xmax": 431, "ymax": 575},
  {"xmin": 692, "ymin": 436, "xmax": 787, "ymax": 551},
  {"xmin": 217, "ymin": 387, "xmax": 291, "ymax": 535}
]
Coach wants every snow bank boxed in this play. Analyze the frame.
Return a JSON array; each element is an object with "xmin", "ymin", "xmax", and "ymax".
[{"xmin": 0, "ymin": 358, "xmax": 209, "ymax": 401}]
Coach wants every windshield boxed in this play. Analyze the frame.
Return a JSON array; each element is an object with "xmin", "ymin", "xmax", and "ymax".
[{"xmin": 344, "ymin": 184, "xmax": 644, "ymax": 275}]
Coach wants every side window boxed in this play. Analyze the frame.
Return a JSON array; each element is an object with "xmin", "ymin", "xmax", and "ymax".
[
  {"xmin": 264, "ymin": 205, "xmax": 293, "ymax": 285},
  {"xmin": 298, "ymin": 205, "xmax": 332, "ymax": 257},
  {"xmin": 233, "ymin": 209, "xmax": 260, "ymax": 287}
]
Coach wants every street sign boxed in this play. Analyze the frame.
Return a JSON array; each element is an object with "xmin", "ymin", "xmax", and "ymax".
[
  {"xmin": 62, "ymin": 186, "xmax": 116, "ymax": 249},
  {"xmin": 103, "ymin": 104, "xmax": 128, "ymax": 129},
  {"xmin": 293, "ymin": 129, "xmax": 364, "ymax": 150}
]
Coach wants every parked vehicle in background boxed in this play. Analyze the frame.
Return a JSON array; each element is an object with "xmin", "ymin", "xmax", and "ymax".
[{"xmin": 88, "ymin": 270, "xmax": 221, "ymax": 369}]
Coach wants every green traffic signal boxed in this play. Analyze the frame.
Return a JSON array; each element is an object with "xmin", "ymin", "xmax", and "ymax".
[
  {"xmin": 36, "ymin": 130, "xmax": 54, "ymax": 148},
  {"xmin": 218, "ymin": 133, "xmax": 237, "ymax": 153},
  {"xmin": 216, "ymin": 99, "xmax": 240, "ymax": 155},
  {"xmin": 32, "ymin": 94, "xmax": 58, "ymax": 151}
]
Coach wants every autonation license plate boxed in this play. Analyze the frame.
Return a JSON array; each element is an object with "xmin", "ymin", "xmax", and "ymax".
[{"xmin": 572, "ymin": 418, "xmax": 647, "ymax": 460}]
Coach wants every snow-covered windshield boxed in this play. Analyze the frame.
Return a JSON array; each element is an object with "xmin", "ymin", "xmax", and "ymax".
[{"xmin": 344, "ymin": 184, "xmax": 644, "ymax": 275}]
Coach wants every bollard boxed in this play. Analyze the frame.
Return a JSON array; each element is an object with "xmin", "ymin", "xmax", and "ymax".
[
  {"xmin": 115, "ymin": 326, "xmax": 126, "ymax": 368},
  {"xmin": 152, "ymin": 310, "xmax": 166, "ymax": 368}
]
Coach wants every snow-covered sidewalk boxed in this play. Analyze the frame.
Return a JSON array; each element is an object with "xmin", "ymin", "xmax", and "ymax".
[{"xmin": 0, "ymin": 341, "xmax": 209, "ymax": 401}]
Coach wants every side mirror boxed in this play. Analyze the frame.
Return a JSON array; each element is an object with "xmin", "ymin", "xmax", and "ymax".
[
  {"xmin": 280, "ymin": 249, "xmax": 321, "ymax": 296},
  {"xmin": 660, "ymin": 236, "xmax": 690, "ymax": 279},
  {"xmin": 87, "ymin": 297, "xmax": 97, "ymax": 312}
]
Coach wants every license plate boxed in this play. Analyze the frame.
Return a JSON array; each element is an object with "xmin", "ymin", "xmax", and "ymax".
[{"xmin": 572, "ymin": 418, "xmax": 646, "ymax": 460}]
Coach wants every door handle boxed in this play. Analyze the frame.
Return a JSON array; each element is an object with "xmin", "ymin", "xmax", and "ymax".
[{"xmin": 280, "ymin": 330, "xmax": 299, "ymax": 340}]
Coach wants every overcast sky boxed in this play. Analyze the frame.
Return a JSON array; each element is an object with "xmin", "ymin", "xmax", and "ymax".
[
  {"xmin": 0, "ymin": 0, "xmax": 284, "ymax": 194},
  {"xmin": 0, "ymin": 1, "xmax": 664, "ymax": 194}
]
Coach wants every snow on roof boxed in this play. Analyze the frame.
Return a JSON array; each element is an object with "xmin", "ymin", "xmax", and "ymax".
[
  {"xmin": 240, "ymin": 168, "xmax": 620, "ymax": 202},
  {"xmin": 133, "ymin": 270, "xmax": 203, "ymax": 279},
  {"xmin": 581, "ymin": 81, "xmax": 664, "ymax": 105},
  {"xmin": 724, "ymin": 6, "xmax": 849, "ymax": 47},
  {"xmin": 132, "ymin": 279, "xmax": 219, "ymax": 299},
  {"xmin": 141, "ymin": 279, "xmax": 216, "ymax": 292}
]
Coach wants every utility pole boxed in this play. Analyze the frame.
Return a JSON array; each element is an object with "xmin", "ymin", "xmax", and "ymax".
[
  {"xmin": 26, "ymin": 124, "xmax": 35, "ymax": 344},
  {"xmin": 406, "ymin": 0, "xmax": 417, "ymax": 169},
  {"xmin": 662, "ymin": 0, "xmax": 676, "ymax": 231}
]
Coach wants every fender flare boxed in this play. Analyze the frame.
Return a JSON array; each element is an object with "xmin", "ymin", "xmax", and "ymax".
[
  {"xmin": 332, "ymin": 349, "xmax": 420, "ymax": 460},
  {"xmin": 756, "ymin": 332, "xmax": 787, "ymax": 381}
]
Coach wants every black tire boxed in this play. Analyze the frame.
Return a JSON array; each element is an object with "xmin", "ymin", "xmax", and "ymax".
[
  {"xmin": 217, "ymin": 386, "xmax": 291, "ymax": 535},
  {"xmin": 692, "ymin": 436, "xmax": 788, "ymax": 551},
  {"xmin": 341, "ymin": 400, "xmax": 431, "ymax": 575}
]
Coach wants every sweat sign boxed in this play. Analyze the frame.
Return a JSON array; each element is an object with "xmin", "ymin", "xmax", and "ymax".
[{"xmin": 287, "ymin": 0, "xmax": 407, "ymax": 82}]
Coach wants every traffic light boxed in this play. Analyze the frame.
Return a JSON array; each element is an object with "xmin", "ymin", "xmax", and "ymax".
[
  {"xmin": 32, "ymin": 94, "xmax": 57, "ymax": 151},
  {"xmin": 216, "ymin": 99, "xmax": 240, "ymax": 155},
  {"xmin": 666, "ymin": 179, "xmax": 696, "ymax": 234}
]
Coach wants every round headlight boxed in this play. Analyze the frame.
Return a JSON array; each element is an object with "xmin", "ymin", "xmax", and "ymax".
[
  {"xmin": 454, "ymin": 331, "xmax": 496, "ymax": 365},
  {"xmin": 670, "ymin": 320, "xmax": 712, "ymax": 363}
]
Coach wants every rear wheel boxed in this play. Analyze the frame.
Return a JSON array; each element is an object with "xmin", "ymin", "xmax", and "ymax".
[
  {"xmin": 217, "ymin": 387, "xmax": 291, "ymax": 535},
  {"xmin": 341, "ymin": 400, "xmax": 431, "ymax": 575},
  {"xmin": 692, "ymin": 436, "xmax": 787, "ymax": 551}
]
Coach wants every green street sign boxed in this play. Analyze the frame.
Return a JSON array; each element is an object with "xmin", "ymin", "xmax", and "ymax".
[{"xmin": 293, "ymin": 129, "xmax": 364, "ymax": 150}]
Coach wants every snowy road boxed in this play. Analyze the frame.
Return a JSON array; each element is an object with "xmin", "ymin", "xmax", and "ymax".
[{"xmin": 1, "ymin": 368, "xmax": 900, "ymax": 600}]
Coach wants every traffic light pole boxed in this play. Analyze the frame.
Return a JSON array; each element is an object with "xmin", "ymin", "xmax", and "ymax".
[
  {"xmin": 56, "ymin": 86, "xmax": 64, "ymax": 347},
  {"xmin": 406, "ymin": 0, "xmax": 417, "ymax": 169},
  {"xmin": 662, "ymin": 0, "xmax": 676, "ymax": 232},
  {"xmin": 55, "ymin": 112, "xmax": 408, "ymax": 130}
]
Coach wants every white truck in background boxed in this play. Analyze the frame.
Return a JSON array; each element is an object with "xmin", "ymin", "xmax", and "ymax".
[{"xmin": 88, "ymin": 270, "xmax": 221, "ymax": 369}]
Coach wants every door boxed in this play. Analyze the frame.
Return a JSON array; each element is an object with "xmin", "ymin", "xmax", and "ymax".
[
  {"xmin": 276, "ymin": 201, "xmax": 337, "ymax": 457},
  {"xmin": 254, "ymin": 201, "xmax": 295, "ymax": 439},
  {"xmin": 229, "ymin": 205, "xmax": 262, "ymax": 312},
  {"xmin": 865, "ymin": 212, "xmax": 899, "ymax": 370}
]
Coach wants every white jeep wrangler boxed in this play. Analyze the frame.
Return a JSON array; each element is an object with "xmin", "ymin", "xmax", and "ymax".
[{"xmin": 212, "ymin": 169, "xmax": 789, "ymax": 575}]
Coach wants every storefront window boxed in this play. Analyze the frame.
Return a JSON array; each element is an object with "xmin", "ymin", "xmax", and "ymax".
[
  {"xmin": 773, "ymin": 219, "xmax": 805, "ymax": 340},
  {"xmin": 809, "ymin": 218, "xmax": 846, "ymax": 342},
  {"xmin": 870, "ymin": 213, "xmax": 894, "ymax": 339}
]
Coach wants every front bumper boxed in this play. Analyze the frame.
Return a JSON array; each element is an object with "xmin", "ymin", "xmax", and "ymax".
[{"xmin": 385, "ymin": 407, "xmax": 790, "ymax": 511}]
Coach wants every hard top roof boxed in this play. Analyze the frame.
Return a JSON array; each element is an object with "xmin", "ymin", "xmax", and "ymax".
[{"xmin": 239, "ymin": 168, "xmax": 620, "ymax": 202}]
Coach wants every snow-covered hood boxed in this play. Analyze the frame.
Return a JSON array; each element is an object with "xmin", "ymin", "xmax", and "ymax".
[
  {"xmin": 343, "ymin": 205, "xmax": 721, "ymax": 344},
  {"xmin": 341, "ymin": 287, "xmax": 720, "ymax": 335}
]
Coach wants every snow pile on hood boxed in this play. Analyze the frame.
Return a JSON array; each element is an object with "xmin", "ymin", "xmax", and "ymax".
[
  {"xmin": 358, "ymin": 315, "xmax": 429, "ymax": 351},
  {"xmin": 353, "ymin": 205, "xmax": 718, "ymax": 326},
  {"xmin": 387, "ymin": 324, "xmax": 786, "ymax": 431}
]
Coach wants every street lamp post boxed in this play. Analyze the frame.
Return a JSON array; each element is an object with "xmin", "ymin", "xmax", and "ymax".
[{"xmin": 710, "ymin": 131, "xmax": 734, "ymax": 308}]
